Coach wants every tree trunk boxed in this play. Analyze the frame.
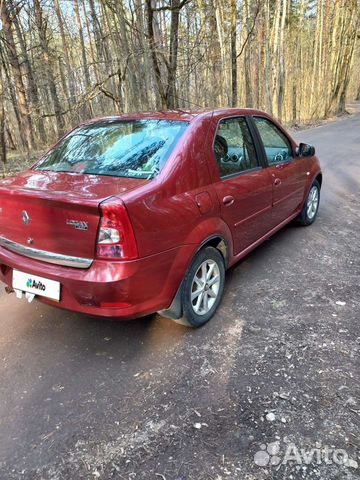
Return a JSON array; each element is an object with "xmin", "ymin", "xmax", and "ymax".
[
  {"xmin": 88, "ymin": 0, "xmax": 104, "ymax": 65},
  {"xmin": 82, "ymin": 0, "xmax": 105, "ymax": 112},
  {"xmin": 146, "ymin": 0, "xmax": 167, "ymax": 109},
  {"xmin": 113, "ymin": 0, "xmax": 141, "ymax": 111},
  {"xmin": 134, "ymin": 0, "xmax": 153, "ymax": 109},
  {"xmin": 33, "ymin": 0, "xmax": 65, "ymax": 136},
  {"xmin": 271, "ymin": 0, "xmax": 281, "ymax": 117},
  {"xmin": 13, "ymin": 14, "xmax": 46, "ymax": 144},
  {"xmin": 0, "ymin": 60, "xmax": 6, "ymax": 169},
  {"xmin": 0, "ymin": 101, "xmax": 5, "ymax": 172},
  {"xmin": 54, "ymin": 0, "xmax": 78, "ymax": 120},
  {"xmin": 264, "ymin": 0, "xmax": 272, "ymax": 114},
  {"xmin": 74, "ymin": 0, "xmax": 92, "ymax": 118},
  {"xmin": 99, "ymin": 1, "xmax": 119, "ymax": 106},
  {"xmin": 230, "ymin": 0, "xmax": 237, "ymax": 107},
  {"xmin": 0, "ymin": 0, "xmax": 34, "ymax": 150},
  {"xmin": 74, "ymin": 0, "xmax": 91, "ymax": 89},
  {"xmin": 0, "ymin": 45, "xmax": 24, "ymax": 146},
  {"xmin": 325, "ymin": 0, "xmax": 359, "ymax": 116},
  {"xmin": 244, "ymin": 0, "xmax": 253, "ymax": 108},
  {"xmin": 277, "ymin": 0, "xmax": 287, "ymax": 121},
  {"xmin": 211, "ymin": 5, "xmax": 223, "ymax": 106},
  {"xmin": 167, "ymin": 0, "xmax": 181, "ymax": 109}
]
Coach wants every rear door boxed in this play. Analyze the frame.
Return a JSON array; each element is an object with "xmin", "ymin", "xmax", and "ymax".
[
  {"xmin": 252, "ymin": 116, "xmax": 306, "ymax": 225},
  {"xmin": 210, "ymin": 116, "xmax": 273, "ymax": 255}
]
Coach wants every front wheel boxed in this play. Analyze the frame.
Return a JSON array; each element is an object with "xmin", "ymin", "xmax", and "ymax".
[
  {"xmin": 180, "ymin": 246, "xmax": 225, "ymax": 327},
  {"xmin": 298, "ymin": 179, "xmax": 320, "ymax": 226}
]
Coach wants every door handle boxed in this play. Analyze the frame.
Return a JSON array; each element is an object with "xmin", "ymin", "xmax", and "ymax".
[
  {"xmin": 275, "ymin": 162, "xmax": 290, "ymax": 169},
  {"xmin": 222, "ymin": 195, "xmax": 235, "ymax": 206},
  {"xmin": 274, "ymin": 178, "xmax": 281, "ymax": 186}
]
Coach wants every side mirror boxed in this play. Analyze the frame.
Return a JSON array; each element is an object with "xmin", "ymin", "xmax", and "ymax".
[{"xmin": 298, "ymin": 142, "xmax": 315, "ymax": 157}]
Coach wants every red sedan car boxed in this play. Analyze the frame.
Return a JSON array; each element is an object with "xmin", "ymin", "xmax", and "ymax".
[{"xmin": 0, "ymin": 109, "xmax": 321, "ymax": 327}]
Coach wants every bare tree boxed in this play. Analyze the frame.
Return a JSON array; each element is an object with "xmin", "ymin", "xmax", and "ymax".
[
  {"xmin": 146, "ymin": 0, "xmax": 189, "ymax": 109},
  {"xmin": 54, "ymin": 0, "xmax": 77, "ymax": 120},
  {"xmin": 230, "ymin": 0, "xmax": 237, "ymax": 107},
  {"xmin": 33, "ymin": 0, "xmax": 65, "ymax": 135},
  {"xmin": 0, "ymin": 55, "xmax": 6, "ymax": 169},
  {"xmin": 0, "ymin": 0, "xmax": 358, "ymax": 157},
  {"xmin": 1, "ymin": 0, "xmax": 34, "ymax": 150}
]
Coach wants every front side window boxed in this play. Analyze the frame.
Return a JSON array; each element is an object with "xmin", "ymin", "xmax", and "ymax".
[
  {"xmin": 213, "ymin": 117, "xmax": 259, "ymax": 178},
  {"xmin": 35, "ymin": 119, "xmax": 188, "ymax": 179},
  {"xmin": 253, "ymin": 117, "xmax": 293, "ymax": 166}
]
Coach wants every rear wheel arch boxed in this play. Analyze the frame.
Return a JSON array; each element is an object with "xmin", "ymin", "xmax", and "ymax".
[
  {"xmin": 182, "ymin": 216, "xmax": 234, "ymax": 267},
  {"xmin": 198, "ymin": 235, "xmax": 231, "ymax": 268},
  {"xmin": 157, "ymin": 233, "xmax": 232, "ymax": 322}
]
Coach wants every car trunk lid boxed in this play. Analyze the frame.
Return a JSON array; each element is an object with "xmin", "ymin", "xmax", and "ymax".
[{"xmin": 0, "ymin": 170, "xmax": 147, "ymax": 265}]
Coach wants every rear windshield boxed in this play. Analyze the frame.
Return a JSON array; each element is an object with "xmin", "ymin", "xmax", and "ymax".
[{"xmin": 35, "ymin": 119, "xmax": 189, "ymax": 179}]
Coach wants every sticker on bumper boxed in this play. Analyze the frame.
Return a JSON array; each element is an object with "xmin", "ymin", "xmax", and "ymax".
[{"xmin": 12, "ymin": 270, "xmax": 60, "ymax": 301}]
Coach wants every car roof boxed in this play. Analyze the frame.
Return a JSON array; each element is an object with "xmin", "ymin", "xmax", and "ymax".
[{"xmin": 83, "ymin": 108, "xmax": 270, "ymax": 125}]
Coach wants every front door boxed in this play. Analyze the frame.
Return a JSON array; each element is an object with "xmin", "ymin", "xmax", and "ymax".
[
  {"xmin": 211, "ymin": 117, "xmax": 273, "ymax": 255},
  {"xmin": 252, "ymin": 116, "xmax": 306, "ymax": 225}
]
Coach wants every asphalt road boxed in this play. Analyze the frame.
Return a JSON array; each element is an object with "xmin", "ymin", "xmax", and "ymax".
[{"xmin": 0, "ymin": 105, "xmax": 359, "ymax": 480}]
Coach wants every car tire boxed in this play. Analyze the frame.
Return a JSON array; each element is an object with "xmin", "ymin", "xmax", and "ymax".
[
  {"xmin": 177, "ymin": 246, "xmax": 225, "ymax": 328},
  {"xmin": 298, "ymin": 179, "xmax": 320, "ymax": 226}
]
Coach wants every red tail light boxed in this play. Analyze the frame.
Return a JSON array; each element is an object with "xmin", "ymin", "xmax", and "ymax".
[{"xmin": 96, "ymin": 199, "xmax": 138, "ymax": 260}]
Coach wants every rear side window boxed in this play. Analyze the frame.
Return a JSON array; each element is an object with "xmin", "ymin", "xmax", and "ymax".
[
  {"xmin": 213, "ymin": 117, "xmax": 259, "ymax": 178},
  {"xmin": 35, "ymin": 120, "xmax": 188, "ymax": 179},
  {"xmin": 253, "ymin": 117, "xmax": 293, "ymax": 166}
]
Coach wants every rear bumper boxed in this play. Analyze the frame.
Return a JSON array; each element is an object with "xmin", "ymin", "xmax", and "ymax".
[{"xmin": 0, "ymin": 244, "xmax": 195, "ymax": 319}]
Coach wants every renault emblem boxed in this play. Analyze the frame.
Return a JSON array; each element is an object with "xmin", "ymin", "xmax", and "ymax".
[{"xmin": 22, "ymin": 211, "xmax": 30, "ymax": 225}]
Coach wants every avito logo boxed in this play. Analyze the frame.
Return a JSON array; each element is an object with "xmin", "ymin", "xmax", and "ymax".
[{"xmin": 26, "ymin": 278, "xmax": 46, "ymax": 291}]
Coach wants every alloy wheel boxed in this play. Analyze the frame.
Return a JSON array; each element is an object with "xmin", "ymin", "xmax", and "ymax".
[
  {"xmin": 190, "ymin": 259, "xmax": 221, "ymax": 315},
  {"xmin": 307, "ymin": 185, "xmax": 319, "ymax": 220}
]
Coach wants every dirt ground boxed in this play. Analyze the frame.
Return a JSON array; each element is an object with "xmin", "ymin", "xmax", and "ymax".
[{"xmin": 0, "ymin": 104, "xmax": 359, "ymax": 479}]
